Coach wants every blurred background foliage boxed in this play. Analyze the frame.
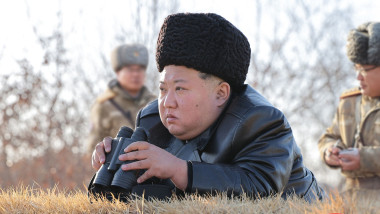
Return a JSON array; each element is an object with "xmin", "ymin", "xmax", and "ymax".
[{"xmin": 0, "ymin": 0, "xmax": 377, "ymax": 191}]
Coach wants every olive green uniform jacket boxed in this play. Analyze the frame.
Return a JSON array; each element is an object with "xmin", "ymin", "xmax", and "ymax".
[
  {"xmin": 86, "ymin": 80, "xmax": 156, "ymax": 152},
  {"xmin": 318, "ymin": 87, "xmax": 380, "ymax": 190}
]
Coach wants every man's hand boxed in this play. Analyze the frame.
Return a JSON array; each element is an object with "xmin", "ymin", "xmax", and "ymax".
[
  {"xmin": 91, "ymin": 136, "xmax": 113, "ymax": 170},
  {"xmin": 339, "ymin": 148, "xmax": 360, "ymax": 171},
  {"xmin": 324, "ymin": 146, "xmax": 341, "ymax": 167},
  {"xmin": 119, "ymin": 141, "xmax": 188, "ymax": 191}
]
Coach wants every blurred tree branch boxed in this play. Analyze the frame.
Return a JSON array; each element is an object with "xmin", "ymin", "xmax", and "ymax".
[{"xmin": 0, "ymin": 0, "xmax": 353, "ymax": 190}]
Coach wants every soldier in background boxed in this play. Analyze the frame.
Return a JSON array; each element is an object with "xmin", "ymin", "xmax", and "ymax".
[
  {"xmin": 86, "ymin": 44, "xmax": 156, "ymax": 153},
  {"xmin": 318, "ymin": 22, "xmax": 380, "ymax": 193}
]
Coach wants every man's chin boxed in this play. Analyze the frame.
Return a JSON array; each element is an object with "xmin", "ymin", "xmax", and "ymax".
[
  {"xmin": 167, "ymin": 127, "xmax": 188, "ymax": 140},
  {"xmin": 360, "ymin": 87, "xmax": 367, "ymax": 95},
  {"xmin": 167, "ymin": 127, "xmax": 181, "ymax": 136},
  {"xmin": 361, "ymin": 89, "xmax": 373, "ymax": 97}
]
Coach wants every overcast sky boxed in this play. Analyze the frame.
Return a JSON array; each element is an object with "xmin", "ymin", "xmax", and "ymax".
[{"xmin": 1, "ymin": 0, "xmax": 380, "ymax": 66}]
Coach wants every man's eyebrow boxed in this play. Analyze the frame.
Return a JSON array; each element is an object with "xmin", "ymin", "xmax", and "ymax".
[
  {"xmin": 159, "ymin": 79, "xmax": 187, "ymax": 84},
  {"xmin": 174, "ymin": 79, "xmax": 187, "ymax": 83}
]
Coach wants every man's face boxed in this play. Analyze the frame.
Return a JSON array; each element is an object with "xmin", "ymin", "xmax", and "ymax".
[
  {"xmin": 116, "ymin": 64, "xmax": 146, "ymax": 94},
  {"xmin": 158, "ymin": 65, "xmax": 224, "ymax": 140},
  {"xmin": 355, "ymin": 64, "xmax": 380, "ymax": 97}
]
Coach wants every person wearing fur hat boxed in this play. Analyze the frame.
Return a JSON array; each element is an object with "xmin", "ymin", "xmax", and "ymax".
[
  {"xmin": 86, "ymin": 44, "xmax": 156, "ymax": 153},
  {"xmin": 319, "ymin": 22, "xmax": 380, "ymax": 192},
  {"xmin": 90, "ymin": 13, "xmax": 323, "ymax": 201}
]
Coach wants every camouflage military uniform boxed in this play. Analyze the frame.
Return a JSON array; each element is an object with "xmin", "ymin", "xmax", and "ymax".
[
  {"xmin": 318, "ymin": 87, "xmax": 380, "ymax": 190},
  {"xmin": 86, "ymin": 80, "xmax": 156, "ymax": 152}
]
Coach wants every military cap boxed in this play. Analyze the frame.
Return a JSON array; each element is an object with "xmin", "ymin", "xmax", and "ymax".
[
  {"xmin": 111, "ymin": 44, "xmax": 149, "ymax": 72},
  {"xmin": 347, "ymin": 22, "xmax": 380, "ymax": 66}
]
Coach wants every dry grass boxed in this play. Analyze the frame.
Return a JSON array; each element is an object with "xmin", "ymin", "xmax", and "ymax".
[{"xmin": 0, "ymin": 186, "xmax": 379, "ymax": 214}]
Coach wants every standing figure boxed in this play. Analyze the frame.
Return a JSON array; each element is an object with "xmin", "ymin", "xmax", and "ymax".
[
  {"xmin": 87, "ymin": 44, "xmax": 156, "ymax": 153},
  {"xmin": 319, "ymin": 22, "xmax": 380, "ymax": 193}
]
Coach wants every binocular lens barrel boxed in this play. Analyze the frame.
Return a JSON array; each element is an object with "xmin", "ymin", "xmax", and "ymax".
[
  {"xmin": 111, "ymin": 127, "xmax": 148, "ymax": 190},
  {"xmin": 93, "ymin": 126, "xmax": 148, "ymax": 192},
  {"xmin": 111, "ymin": 170, "xmax": 138, "ymax": 189},
  {"xmin": 93, "ymin": 126, "xmax": 134, "ymax": 187},
  {"xmin": 108, "ymin": 127, "xmax": 134, "ymax": 172}
]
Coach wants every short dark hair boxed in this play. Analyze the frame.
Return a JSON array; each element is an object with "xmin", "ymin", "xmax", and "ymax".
[{"xmin": 198, "ymin": 72, "xmax": 213, "ymax": 80}]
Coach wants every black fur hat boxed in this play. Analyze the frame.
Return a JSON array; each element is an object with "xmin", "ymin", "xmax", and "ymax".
[
  {"xmin": 156, "ymin": 13, "xmax": 251, "ymax": 91},
  {"xmin": 347, "ymin": 22, "xmax": 380, "ymax": 66}
]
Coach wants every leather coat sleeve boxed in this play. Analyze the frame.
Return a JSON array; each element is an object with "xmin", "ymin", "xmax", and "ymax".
[{"xmin": 189, "ymin": 105, "xmax": 296, "ymax": 197}]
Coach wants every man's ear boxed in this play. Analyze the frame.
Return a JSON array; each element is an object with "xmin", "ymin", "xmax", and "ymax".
[{"xmin": 215, "ymin": 82, "xmax": 230, "ymax": 107}]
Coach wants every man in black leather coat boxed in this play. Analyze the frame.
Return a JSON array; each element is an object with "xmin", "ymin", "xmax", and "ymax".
[{"xmin": 91, "ymin": 13, "xmax": 323, "ymax": 201}]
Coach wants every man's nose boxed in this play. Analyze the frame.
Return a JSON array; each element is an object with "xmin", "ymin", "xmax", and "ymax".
[
  {"xmin": 356, "ymin": 72, "xmax": 364, "ymax": 81},
  {"xmin": 163, "ymin": 90, "xmax": 177, "ymax": 108}
]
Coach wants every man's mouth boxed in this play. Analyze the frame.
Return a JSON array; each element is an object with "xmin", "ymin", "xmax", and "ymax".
[{"xmin": 166, "ymin": 114, "xmax": 177, "ymax": 123}]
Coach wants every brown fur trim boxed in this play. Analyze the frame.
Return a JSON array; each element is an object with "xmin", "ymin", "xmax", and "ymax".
[{"xmin": 96, "ymin": 89, "xmax": 117, "ymax": 104}]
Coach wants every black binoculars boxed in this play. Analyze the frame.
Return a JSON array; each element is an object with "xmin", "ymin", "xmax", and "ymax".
[{"xmin": 89, "ymin": 126, "xmax": 172, "ymax": 201}]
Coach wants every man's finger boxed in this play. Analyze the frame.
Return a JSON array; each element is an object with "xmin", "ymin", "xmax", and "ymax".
[
  {"xmin": 119, "ymin": 149, "xmax": 148, "ymax": 162},
  {"xmin": 91, "ymin": 150, "xmax": 102, "ymax": 170},
  {"xmin": 121, "ymin": 159, "xmax": 149, "ymax": 171},
  {"xmin": 137, "ymin": 169, "xmax": 154, "ymax": 184},
  {"xmin": 103, "ymin": 136, "xmax": 113, "ymax": 153},
  {"xmin": 325, "ymin": 153, "xmax": 341, "ymax": 166},
  {"xmin": 330, "ymin": 147, "xmax": 341, "ymax": 155},
  {"xmin": 124, "ymin": 141, "xmax": 150, "ymax": 153},
  {"xmin": 95, "ymin": 141, "xmax": 106, "ymax": 164},
  {"xmin": 338, "ymin": 153, "xmax": 350, "ymax": 160},
  {"xmin": 340, "ymin": 160, "xmax": 352, "ymax": 170}
]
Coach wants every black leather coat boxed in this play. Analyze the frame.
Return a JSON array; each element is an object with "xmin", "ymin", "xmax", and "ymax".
[{"xmin": 136, "ymin": 85, "xmax": 323, "ymax": 201}]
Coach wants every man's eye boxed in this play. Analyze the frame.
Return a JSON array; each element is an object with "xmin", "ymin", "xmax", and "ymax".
[{"xmin": 176, "ymin": 87, "xmax": 185, "ymax": 91}]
